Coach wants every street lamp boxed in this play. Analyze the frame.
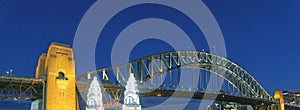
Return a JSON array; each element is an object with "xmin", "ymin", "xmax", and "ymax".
[{"xmin": 6, "ymin": 69, "xmax": 13, "ymax": 76}]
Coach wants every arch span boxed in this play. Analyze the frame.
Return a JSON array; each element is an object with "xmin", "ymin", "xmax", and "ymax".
[{"xmin": 78, "ymin": 51, "xmax": 272, "ymax": 101}]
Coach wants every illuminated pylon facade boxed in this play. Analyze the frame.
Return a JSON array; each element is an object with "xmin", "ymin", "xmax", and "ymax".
[
  {"xmin": 36, "ymin": 42, "xmax": 78, "ymax": 110},
  {"xmin": 274, "ymin": 90, "xmax": 285, "ymax": 110}
]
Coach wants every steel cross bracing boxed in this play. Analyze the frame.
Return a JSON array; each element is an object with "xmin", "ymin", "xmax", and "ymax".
[
  {"xmin": 0, "ymin": 76, "xmax": 44, "ymax": 100},
  {"xmin": 77, "ymin": 51, "xmax": 272, "ymax": 101}
]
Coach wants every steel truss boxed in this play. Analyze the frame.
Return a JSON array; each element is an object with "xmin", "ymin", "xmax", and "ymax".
[
  {"xmin": 78, "ymin": 51, "xmax": 272, "ymax": 101},
  {"xmin": 0, "ymin": 77, "xmax": 44, "ymax": 100}
]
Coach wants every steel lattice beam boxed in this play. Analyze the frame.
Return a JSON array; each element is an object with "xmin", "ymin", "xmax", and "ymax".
[{"xmin": 0, "ymin": 77, "xmax": 44, "ymax": 100}]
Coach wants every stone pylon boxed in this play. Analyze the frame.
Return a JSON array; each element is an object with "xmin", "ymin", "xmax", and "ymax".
[
  {"xmin": 86, "ymin": 77, "xmax": 103, "ymax": 110},
  {"xmin": 122, "ymin": 73, "xmax": 141, "ymax": 110}
]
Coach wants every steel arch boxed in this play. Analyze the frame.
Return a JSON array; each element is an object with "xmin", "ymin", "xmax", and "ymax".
[{"xmin": 78, "ymin": 51, "xmax": 272, "ymax": 101}]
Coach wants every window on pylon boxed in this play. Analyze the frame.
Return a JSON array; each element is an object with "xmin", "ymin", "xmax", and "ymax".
[{"xmin": 56, "ymin": 71, "xmax": 68, "ymax": 80}]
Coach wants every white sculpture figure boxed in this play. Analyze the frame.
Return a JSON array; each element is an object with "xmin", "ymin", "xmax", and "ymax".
[
  {"xmin": 86, "ymin": 77, "xmax": 103, "ymax": 110},
  {"xmin": 122, "ymin": 73, "xmax": 141, "ymax": 110}
]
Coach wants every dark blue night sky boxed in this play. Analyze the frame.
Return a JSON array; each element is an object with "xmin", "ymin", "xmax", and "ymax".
[{"xmin": 0, "ymin": 0, "xmax": 299, "ymax": 109}]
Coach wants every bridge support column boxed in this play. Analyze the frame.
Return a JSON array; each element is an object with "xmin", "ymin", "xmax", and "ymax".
[
  {"xmin": 112, "ymin": 91, "xmax": 121, "ymax": 101},
  {"xmin": 274, "ymin": 90, "xmax": 285, "ymax": 110}
]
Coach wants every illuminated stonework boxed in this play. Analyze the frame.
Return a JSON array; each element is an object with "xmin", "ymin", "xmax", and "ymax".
[
  {"xmin": 86, "ymin": 77, "xmax": 103, "ymax": 110},
  {"xmin": 36, "ymin": 42, "xmax": 77, "ymax": 110},
  {"xmin": 122, "ymin": 73, "xmax": 141, "ymax": 110}
]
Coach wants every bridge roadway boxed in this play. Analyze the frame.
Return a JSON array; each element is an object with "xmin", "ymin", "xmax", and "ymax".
[
  {"xmin": 1, "ymin": 76, "xmax": 299, "ymax": 109},
  {"xmin": 76, "ymin": 82, "xmax": 275, "ymax": 106},
  {"xmin": 76, "ymin": 82, "xmax": 300, "ymax": 109},
  {"xmin": 1, "ymin": 77, "xmax": 272, "ymax": 105}
]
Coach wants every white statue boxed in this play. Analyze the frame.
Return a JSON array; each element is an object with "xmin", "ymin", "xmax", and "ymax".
[
  {"xmin": 122, "ymin": 73, "xmax": 141, "ymax": 110},
  {"xmin": 86, "ymin": 77, "xmax": 103, "ymax": 110}
]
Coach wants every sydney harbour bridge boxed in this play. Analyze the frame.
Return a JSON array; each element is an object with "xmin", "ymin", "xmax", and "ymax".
[{"xmin": 0, "ymin": 42, "xmax": 297, "ymax": 110}]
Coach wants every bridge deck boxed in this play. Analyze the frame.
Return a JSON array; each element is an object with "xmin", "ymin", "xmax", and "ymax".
[
  {"xmin": 0, "ymin": 76, "xmax": 44, "ymax": 84},
  {"xmin": 0, "ymin": 77, "xmax": 299, "ymax": 109},
  {"xmin": 0, "ymin": 76, "xmax": 44, "ymax": 100}
]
